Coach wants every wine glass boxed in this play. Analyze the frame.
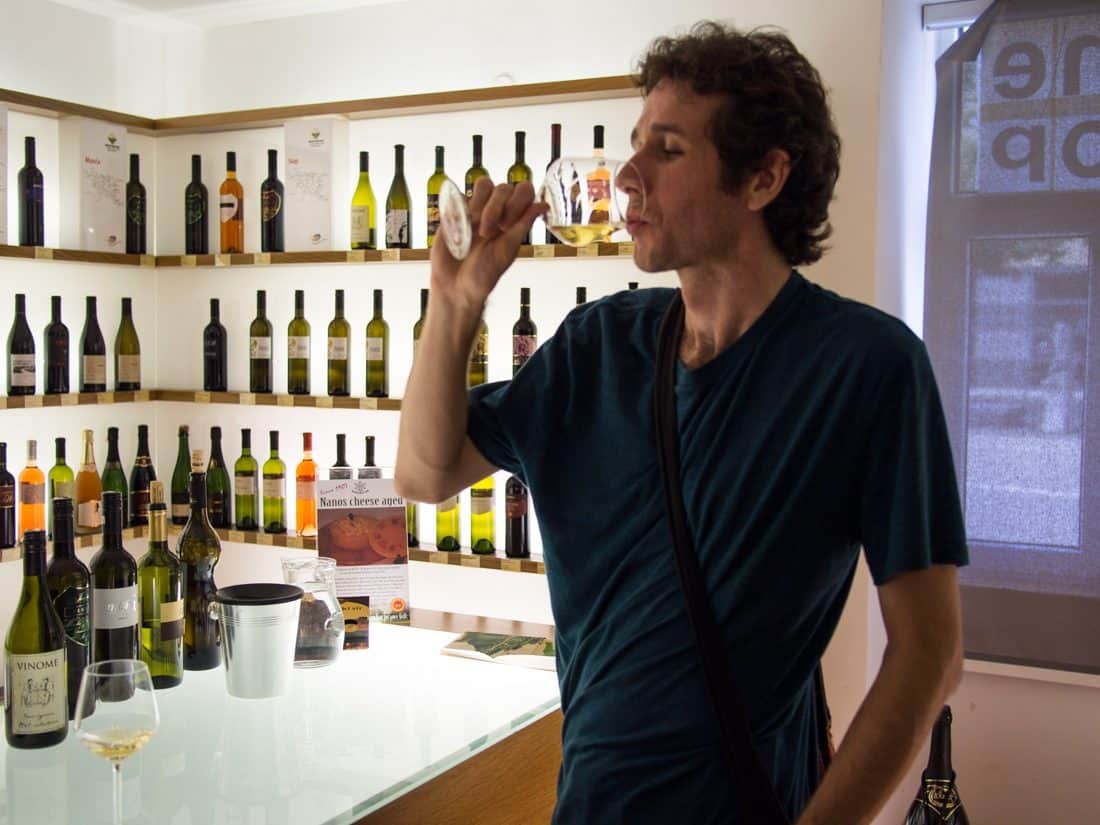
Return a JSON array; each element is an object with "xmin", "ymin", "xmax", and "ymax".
[
  {"xmin": 75, "ymin": 659, "xmax": 160, "ymax": 825},
  {"xmin": 436, "ymin": 156, "xmax": 644, "ymax": 260}
]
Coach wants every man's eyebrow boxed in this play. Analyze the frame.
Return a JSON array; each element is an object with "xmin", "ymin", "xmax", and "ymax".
[{"xmin": 631, "ymin": 123, "xmax": 689, "ymax": 145}]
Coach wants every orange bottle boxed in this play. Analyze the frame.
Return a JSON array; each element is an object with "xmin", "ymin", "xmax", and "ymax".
[
  {"xmin": 295, "ymin": 432, "xmax": 318, "ymax": 537},
  {"xmin": 18, "ymin": 439, "xmax": 45, "ymax": 539},
  {"xmin": 219, "ymin": 150, "xmax": 245, "ymax": 253}
]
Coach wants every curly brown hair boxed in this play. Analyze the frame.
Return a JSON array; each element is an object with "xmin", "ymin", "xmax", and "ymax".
[{"xmin": 635, "ymin": 22, "xmax": 841, "ymax": 266}]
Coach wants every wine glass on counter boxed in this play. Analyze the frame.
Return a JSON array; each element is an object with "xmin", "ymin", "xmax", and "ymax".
[{"xmin": 75, "ymin": 659, "xmax": 160, "ymax": 825}]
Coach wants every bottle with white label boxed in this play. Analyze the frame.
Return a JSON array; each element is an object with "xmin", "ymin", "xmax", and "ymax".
[
  {"xmin": 138, "ymin": 481, "xmax": 183, "ymax": 689},
  {"xmin": 358, "ymin": 435, "xmax": 382, "ymax": 480},
  {"xmin": 327, "ymin": 289, "xmax": 350, "ymax": 396},
  {"xmin": 287, "ymin": 290, "xmax": 310, "ymax": 395},
  {"xmin": 249, "ymin": 290, "xmax": 273, "ymax": 394},
  {"xmin": 234, "ymin": 428, "xmax": 259, "ymax": 530},
  {"xmin": 263, "ymin": 430, "xmax": 286, "ymax": 533},
  {"xmin": 114, "ymin": 297, "xmax": 141, "ymax": 391},
  {"xmin": 79, "ymin": 296, "xmax": 107, "ymax": 393},
  {"xmin": 365, "ymin": 289, "xmax": 388, "ymax": 397},
  {"xmin": 7, "ymin": 293, "xmax": 36, "ymax": 396},
  {"xmin": 385, "ymin": 144, "xmax": 410, "ymax": 249},
  {"xmin": 74, "ymin": 429, "xmax": 102, "ymax": 536},
  {"xmin": 89, "ymin": 491, "xmax": 139, "ymax": 664},
  {"xmin": 329, "ymin": 433, "xmax": 352, "ymax": 480},
  {"xmin": 4, "ymin": 529, "xmax": 68, "ymax": 748}
]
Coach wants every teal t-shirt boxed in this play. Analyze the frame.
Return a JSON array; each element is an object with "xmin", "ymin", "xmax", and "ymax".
[{"xmin": 467, "ymin": 272, "xmax": 968, "ymax": 824}]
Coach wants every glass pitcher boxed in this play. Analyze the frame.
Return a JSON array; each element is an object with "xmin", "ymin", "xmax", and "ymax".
[{"xmin": 280, "ymin": 556, "xmax": 345, "ymax": 667}]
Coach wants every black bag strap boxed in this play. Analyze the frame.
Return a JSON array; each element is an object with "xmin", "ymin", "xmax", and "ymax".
[{"xmin": 653, "ymin": 291, "xmax": 791, "ymax": 825}]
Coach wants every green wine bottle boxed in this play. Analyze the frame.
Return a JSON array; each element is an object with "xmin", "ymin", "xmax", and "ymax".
[
  {"xmin": 467, "ymin": 317, "xmax": 488, "ymax": 388},
  {"xmin": 385, "ymin": 144, "xmax": 411, "ymax": 249},
  {"xmin": 470, "ymin": 475, "xmax": 495, "ymax": 554},
  {"xmin": 426, "ymin": 145, "xmax": 446, "ymax": 247},
  {"xmin": 234, "ymin": 428, "xmax": 259, "ymax": 530},
  {"xmin": 287, "ymin": 289, "xmax": 310, "ymax": 395},
  {"xmin": 4, "ymin": 529, "xmax": 68, "ymax": 748},
  {"xmin": 436, "ymin": 496, "xmax": 460, "ymax": 552},
  {"xmin": 170, "ymin": 425, "xmax": 191, "ymax": 526},
  {"xmin": 249, "ymin": 289, "xmax": 273, "ymax": 394},
  {"xmin": 179, "ymin": 451, "xmax": 221, "ymax": 671},
  {"xmin": 45, "ymin": 497, "xmax": 89, "ymax": 720},
  {"xmin": 137, "ymin": 481, "xmax": 183, "ymax": 688},
  {"xmin": 904, "ymin": 706, "xmax": 970, "ymax": 825},
  {"xmin": 100, "ymin": 426, "xmax": 128, "ymax": 526},
  {"xmin": 465, "ymin": 134, "xmax": 489, "ymax": 197},
  {"xmin": 327, "ymin": 289, "xmax": 350, "ymax": 397},
  {"xmin": 206, "ymin": 426, "xmax": 231, "ymax": 528},
  {"xmin": 128, "ymin": 424, "xmax": 155, "ymax": 528},
  {"xmin": 262, "ymin": 431, "xmax": 286, "ymax": 533},
  {"xmin": 365, "ymin": 289, "xmax": 389, "ymax": 397},
  {"xmin": 507, "ymin": 131, "xmax": 533, "ymax": 245},
  {"xmin": 350, "ymin": 151, "xmax": 377, "ymax": 251},
  {"xmin": 114, "ymin": 296, "xmax": 141, "ymax": 391},
  {"xmin": 47, "ymin": 437, "xmax": 74, "ymax": 541}
]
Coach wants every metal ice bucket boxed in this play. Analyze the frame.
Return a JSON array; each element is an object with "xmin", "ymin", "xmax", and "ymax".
[{"xmin": 209, "ymin": 583, "xmax": 303, "ymax": 699}]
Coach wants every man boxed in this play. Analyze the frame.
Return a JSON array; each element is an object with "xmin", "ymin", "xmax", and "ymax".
[{"xmin": 395, "ymin": 21, "xmax": 968, "ymax": 825}]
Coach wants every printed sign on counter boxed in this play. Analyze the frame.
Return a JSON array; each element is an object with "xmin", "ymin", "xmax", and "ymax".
[{"xmin": 316, "ymin": 478, "xmax": 410, "ymax": 647}]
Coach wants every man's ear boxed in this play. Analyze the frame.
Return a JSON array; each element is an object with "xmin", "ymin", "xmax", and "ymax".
[{"xmin": 744, "ymin": 149, "xmax": 792, "ymax": 212}]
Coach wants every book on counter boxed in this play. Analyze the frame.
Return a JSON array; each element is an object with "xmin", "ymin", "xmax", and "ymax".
[{"xmin": 441, "ymin": 632, "xmax": 556, "ymax": 671}]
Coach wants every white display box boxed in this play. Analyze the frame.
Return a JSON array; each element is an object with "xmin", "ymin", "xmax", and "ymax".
[
  {"xmin": 284, "ymin": 117, "xmax": 350, "ymax": 251},
  {"xmin": 0, "ymin": 105, "xmax": 7, "ymax": 245},
  {"xmin": 59, "ymin": 117, "xmax": 127, "ymax": 252}
]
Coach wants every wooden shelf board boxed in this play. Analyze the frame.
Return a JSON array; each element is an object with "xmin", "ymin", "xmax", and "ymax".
[
  {"xmin": 0, "ymin": 390, "xmax": 402, "ymax": 411},
  {"xmin": 0, "ymin": 87, "xmax": 158, "ymax": 134},
  {"xmin": 410, "ymin": 543, "xmax": 546, "ymax": 575}
]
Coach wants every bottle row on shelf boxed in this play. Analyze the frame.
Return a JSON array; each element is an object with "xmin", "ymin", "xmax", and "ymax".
[
  {"xmin": 12, "ymin": 123, "xmax": 608, "ymax": 255},
  {"xmin": 3, "ymin": 284, "xmax": 648, "ymax": 399},
  {"xmin": 0, "ymin": 424, "xmax": 532, "ymax": 559}
]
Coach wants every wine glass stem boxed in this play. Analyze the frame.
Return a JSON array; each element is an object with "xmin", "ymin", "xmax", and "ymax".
[{"xmin": 112, "ymin": 761, "xmax": 123, "ymax": 825}]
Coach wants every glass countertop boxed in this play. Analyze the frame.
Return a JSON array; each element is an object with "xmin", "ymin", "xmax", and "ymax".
[{"xmin": 0, "ymin": 623, "xmax": 561, "ymax": 824}]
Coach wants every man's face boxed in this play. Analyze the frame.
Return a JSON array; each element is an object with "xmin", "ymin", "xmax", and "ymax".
[{"xmin": 622, "ymin": 80, "xmax": 748, "ymax": 274}]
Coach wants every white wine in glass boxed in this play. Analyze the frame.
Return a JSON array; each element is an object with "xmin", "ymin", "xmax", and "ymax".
[{"xmin": 75, "ymin": 659, "xmax": 160, "ymax": 825}]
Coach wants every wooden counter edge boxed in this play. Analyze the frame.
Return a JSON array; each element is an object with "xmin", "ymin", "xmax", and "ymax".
[{"xmin": 358, "ymin": 708, "xmax": 562, "ymax": 825}]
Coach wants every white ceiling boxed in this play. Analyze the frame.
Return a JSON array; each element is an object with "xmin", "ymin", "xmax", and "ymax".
[{"xmin": 49, "ymin": 0, "xmax": 405, "ymax": 30}]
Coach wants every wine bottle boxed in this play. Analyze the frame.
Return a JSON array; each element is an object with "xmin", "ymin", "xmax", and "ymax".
[
  {"xmin": 18, "ymin": 440, "xmax": 45, "ymax": 540},
  {"xmin": 435, "ymin": 496, "xmax": 460, "ymax": 552},
  {"xmin": 261, "ymin": 148, "xmax": 285, "ymax": 253},
  {"xmin": 467, "ymin": 317, "xmax": 488, "ymax": 388},
  {"xmin": 75, "ymin": 429, "xmax": 102, "ymax": 536},
  {"xmin": 413, "ymin": 287, "xmax": 428, "ymax": 360},
  {"xmin": 288, "ymin": 289, "xmax": 311, "ymax": 395},
  {"xmin": 426, "ymin": 145, "xmax": 446, "ymax": 247},
  {"xmin": 507, "ymin": 131, "xmax": 533, "ymax": 245},
  {"xmin": 206, "ymin": 426, "xmax": 231, "ymax": 528},
  {"xmin": 137, "ymin": 481, "xmax": 183, "ymax": 689},
  {"xmin": 18, "ymin": 136, "xmax": 44, "ymax": 248},
  {"xmin": 126, "ymin": 153, "xmax": 147, "ymax": 255},
  {"xmin": 505, "ymin": 475, "xmax": 530, "ymax": 558},
  {"xmin": 327, "ymin": 289, "xmax": 350, "ymax": 396},
  {"xmin": 44, "ymin": 295, "xmax": 69, "ymax": 395},
  {"xmin": 589, "ymin": 125, "xmax": 612, "ymax": 225},
  {"xmin": 465, "ymin": 134, "xmax": 489, "ymax": 197},
  {"xmin": 45, "ymin": 497, "xmax": 89, "ymax": 720},
  {"xmin": 512, "ymin": 287, "xmax": 537, "ymax": 375},
  {"xmin": 219, "ymin": 150, "xmax": 244, "ymax": 254},
  {"xmin": 350, "ymin": 151, "xmax": 377, "ymax": 251},
  {"xmin": 365, "ymin": 289, "xmax": 389, "ymax": 397},
  {"xmin": 904, "ymin": 706, "xmax": 970, "ymax": 825},
  {"xmin": 170, "ymin": 425, "xmax": 191, "ymax": 527},
  {"xmin": 249, "ymin": 289, "xmax": 273, "ymax": 394},
  {"xmin": 576, "ymin": 286, "xmax": 587, "ymax": 305},
  {"xmin": 406, "ymin": 499, "xmax": 419, "ymax": 549},
  {"xmin": 546, "ymin": 124, "xmax": 562, "ymax": 245},
  {"xmin": 185, "ymin": 154, "xmax": 209, "ymax": 255},
  {"xmin": 470, "ymin": 475, "xmax": 495, "ymax": 554},
  {"xmin": 179, "ymin": 450, "xmax": 221, "ymax": 671},
  {"xmin": 628, "ymin": 281, "xmax": 639, "ymax": 290},
  {"xmin": 262, "ymin": 431, "xmax": 286, "ymax": 534},
  {"xmin": 90, "ymin": 491, "xmax": 139, "ymax": 663},
  {"xmin": 79, "ymin": 296, "xmax": 107, "ymax": 394},
  {"xmin": 385, "ymin": 144, "xmax": 411, "ymax": 249},
  {"xmin": 4, "ymin": 530, "xmax": 68, "ymax": 748},
  {"xmin": 100, "ymin": 427, "xmax": 128, "ymax": 528},
  {"xmin": 114, "ymin": 297, "xmax": 141, "ymax": 391},
  {"xmin": 408, "ymin": 288, "xmax": 427, "ymax": 551},
  {"xmin": 0, "ymin": 444, "xmax": 14, "ymax": 549},
  {"xmin": 358, "ymin": 435, "xmax": 381, "ymax": 480},
  {"xmin": 48, "ymin": 437, "xmax": 75, "ymax": 540},
  {"xmin": 129, "ymin": 424, "xmax": 155, "ymax": 527},
  {"xmin": 296, "ymin": 432, "xmax": 318, "ymax": 537},
  {"xmin": 234, "ymin": 428, "xmax": 259, "ymax": 531},
  {"xmin": 329, "ymin": 433, "xmax": 352, "ymax": 480},
  {"xmin": 7, "ymin": 293, "xmax": 35, "ymax": 396},
  {"xmin": 203, "ymin": 298, "xmax": 228, "ymax": 392}
]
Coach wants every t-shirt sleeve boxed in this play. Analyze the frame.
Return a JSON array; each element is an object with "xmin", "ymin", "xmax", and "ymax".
[{"xmin": 857, "ymin": 332, "xmax": 969, "ymax": 586}]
